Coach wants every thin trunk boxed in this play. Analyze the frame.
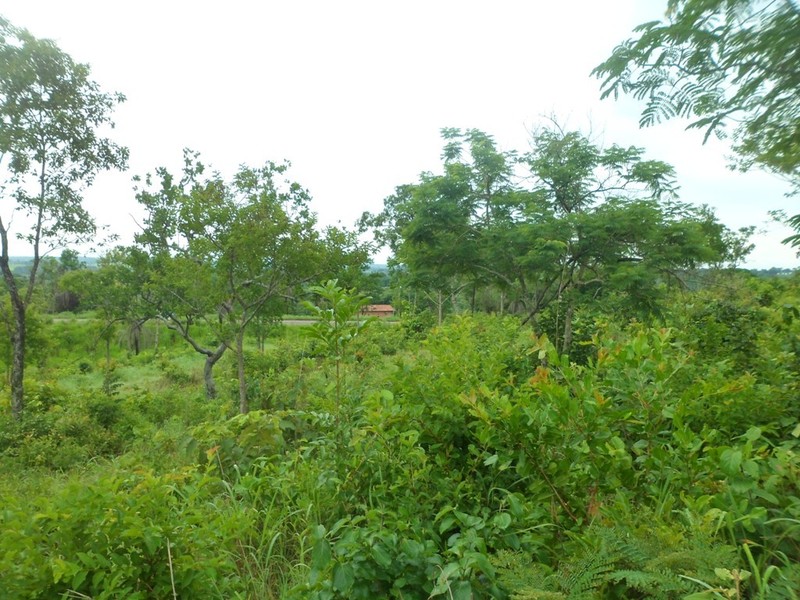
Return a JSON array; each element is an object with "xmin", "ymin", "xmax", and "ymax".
[
  {"xmin": 2, "ymin": 158, "xmax": 47, "ymax": 417},
  {"xmin": 203, "ymin": 343, "xmax": 227, "ymax": 400},
  {"xmin": 10, "ymin": 309, "xmax": 25, "ymax": 418},
  {"xmin": 105, "ymin": 335, "xmax": 111, "ymax": 369},
  {"xmin": 237, "ymin": 329, "xmax": 248, "ymax": 414},
  {"xmin": 562, "ymin": 303, "xmax": 575, "ymax": 356},
  {"xmin": 500, "ymin": 290, "xmax": 505, "ymax": 316},
  {"xmin": 437, "ymin": 290, "xmax": 443, "ymax": 325},
  {"xmin": 131, "ymin": 320, "xmax": 142, "ymax": 355},
  {"xmin": 0, "ymin": 224, "xmax": 26, "ymax": 418},
  {"xmin": 334, "ymin": 358, "xmax": 342, "ymax": 411}
]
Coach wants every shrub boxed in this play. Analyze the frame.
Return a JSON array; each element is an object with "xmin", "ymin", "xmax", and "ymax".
[{"xmin": 0, "ymin": 468, "xmax": 249, "ymax": 598}]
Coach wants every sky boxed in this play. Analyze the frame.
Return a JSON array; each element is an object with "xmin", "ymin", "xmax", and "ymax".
[{"xmin": 2, "ymin": 0, "xmax": 797, "ymax": 269}]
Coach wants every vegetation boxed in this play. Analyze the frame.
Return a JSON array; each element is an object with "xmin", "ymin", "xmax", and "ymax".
[
  {"xmin": 0, "ymin": 17, "xmax": 127, "ymax": 417},
  {"xmin": 363, "ymin": 126, "xmax": 751, "ymax": 344},
  {"xmin": 1, "ymin": 10, "xmax": 799, "ymax": 600},
  {"xmin": 131, "ymin": 151, "xmax": 369, "ymax": 411},
  {"xmin": 2, "ymin": 280, "xmax": 800, "ymax": 598},
  {"xmin": 593, "ymin": 0, "xmax": 800, "ymax": 243}
]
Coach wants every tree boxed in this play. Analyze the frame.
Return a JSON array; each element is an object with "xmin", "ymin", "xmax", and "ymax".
[
  {"xmin": 364, "ymin": 129, "xmax": 518, "ymax": 322},
  {"xmin": 0, "ymin": 18, "xmax": 128, "ymax": 417},
  {"xmin": 60, "ymin": 246, "xmax": 153, "ymax": 365},
  {"xmin": 366, "ymin": 126, "xmax": 744, "ymax": 353},
  {"xmin": 302, "ymin": 280, "xmax": 373, "ymax": 409},
  {"xmin": 593, "ymin": 0, "xmax": 800, "ymax": 241},
  {"xmin": 135, "ymin": 152, "xmax": 369, "ymax": 412},
  {"xmin": 36, "ymin": 249, "xmax": 85, "ymax": 313}
]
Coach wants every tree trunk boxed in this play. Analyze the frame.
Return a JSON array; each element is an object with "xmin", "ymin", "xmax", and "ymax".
[
  {"xmin": 10, "ymin": 308, "xmax": 25, "ymax": 418},
  {"xmin": 105, "ymin": 334, "xmax": 112, "ymax": 369},
  {"xmin": 203, "ymin": 342, "xmax": 227, "ymax": 400},
  {"xmin": 1, "ymin": 255, "xmax": 26, "ymax": 418},
  {"xmin": 130, "ymin": 320, "xmax": 142, "ymax": 355},
  {"xmin": 437, "ymin": 290, "xmax": 443, "ymax": 325},
  {"xmin": 236, "ymin": 330, "xmax": 248, "ymax": 414},
  {"xmin": 562, "ymin": 303, "xmax": 575, "ymax": 356}
]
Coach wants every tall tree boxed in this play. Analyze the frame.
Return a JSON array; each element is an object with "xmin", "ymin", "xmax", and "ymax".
[
  {"xmin": 489, "ymin": 126, "xmax": 731, "ymax": 349},
  {"xmin": 135, "ymin": 152, "xmax": 368, "ymax": 412},
  {"xmin": 593, "ymin": 0, "xmax": 800, "ymax": 242},
  {"xmin": 364, "ymin": 129, "xmax": 518, "ymax": 321},
  {"xmin": 366, "ymin": 126, "xmax": 745, "ymax": 352},
  {"xmin": 0, "ymin": 18, "xmax": 128, "ymax": 417}
]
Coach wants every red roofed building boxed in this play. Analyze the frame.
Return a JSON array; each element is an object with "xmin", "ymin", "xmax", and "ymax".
[{"xmin": 362, "ymin": 304, "xmax": 395, "ymax": 318}]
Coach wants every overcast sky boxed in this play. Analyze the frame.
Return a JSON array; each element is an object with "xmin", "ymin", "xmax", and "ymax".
[{"xmin": 2, "ymin": 0, "xmax": 797, "ymax": 268}]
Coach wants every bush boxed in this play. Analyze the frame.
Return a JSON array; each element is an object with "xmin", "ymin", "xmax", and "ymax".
[
  {"xmin": 0, "ymin": 468, "xmax": 249, "ymax": 598},
  {"xmin": 0, "ymin": 383, "xmax": 138, "ymax": 469}
]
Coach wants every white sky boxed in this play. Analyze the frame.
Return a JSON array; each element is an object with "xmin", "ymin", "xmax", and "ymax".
[{"xmin": 2, "ymin": 0, "xmax": 797, "ymax": 268}]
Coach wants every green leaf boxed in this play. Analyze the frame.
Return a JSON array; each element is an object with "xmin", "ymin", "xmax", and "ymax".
[
  {"xmin": 431, "ymin": 562, "xmax": 461, "ymax": 595},
  {"xmin": 400, "ymin": 539, "xmax": 424, "ymax": 559},
  {"xmin": 311, "ymin": 538, "xmax": 331, "ymax": 571},
  {"xmin": 439, "ymin": 515, "xmax": 456, "ymax": 534},
  {"xmin": 332, "ymin": 563, "xmax": 354, "ymax": 593},
  {"xmin": 72, "ymin": 569, "xmax": 88, "ymax": 589},
  {"xmin": 742, "ymin": 459, "xmax": 760, "ymax": 480},
  {"xmin": 483, "ymin": 453, "xmax": 499, "ymax": 466},
  {"xmin": 715, "ymin": 567, "xmax": 734, "ymax": 581},
  {"xmin": 492, "ymin": 512, "xmax": 512, "ymax": 531},
  {"xmin": 720, "ymin": 448, "xmax": 742, "ymax": 476},
  {"xmin": 742, "ymin": 426, "xmax": 761, "ymax": 442},
  {"xmin": 143, "ymin": 530, "xmax": 160, "ymax": 555},
  {"xmin": 372, "ymin": 544, "xmax": 392, "ymax": 568},
  {"xmin": 51, "ymin": 558, "xmax": 69, "ymax": 584},
  {"xmin": 452, "ymin": 580, "xmax": 473, "ymax": 600}
]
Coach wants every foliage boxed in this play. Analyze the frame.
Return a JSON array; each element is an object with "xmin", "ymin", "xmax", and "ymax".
[
  {"xmin": 365, "ymin": 126, "xmax": 746, "ymax": 349},
  {"xmin": 302, "ymin": 279, "xmax": 374, "ymax": 407},
  {"xmin": 0, "ymin": 17, "xmax": 128, "ymax": 416},
  {"xmin": 0, "ymin": 382, "xmax": 131, "ymax": 469},
  {"xmin": 60, "ymin": 246, "xmax": 154, "ymax": 364},
  {"xmin": 0, "ymin": 468, "xmax": 249, "ymax": 599},
  {"xmin": 302, "ymin": 280, "xmax": 373, "ymax": 361},
  {"xmin": 1, "ymin": 256, "xmax": 799, "ymax": 600},
  {"xmin": 593, "ymin": 0, "xmax": 800, "ymax": 242},
  {"xmin": 494, "ymin": 516, "xmax": 739, "ymax": 599},
  {"xmin": 132, "ymin": 152, "xmax": 369, "ymax": 410}
]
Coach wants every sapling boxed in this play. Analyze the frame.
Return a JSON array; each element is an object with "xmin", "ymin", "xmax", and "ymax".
[{"xmin": 302, "ymin": 280, "xmax": 374, "ymax": 411}]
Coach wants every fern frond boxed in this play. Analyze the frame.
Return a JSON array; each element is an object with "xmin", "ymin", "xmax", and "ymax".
[
  {"xmin": 559, "ymin": 551, "xmax": 619, "ymax": 598},
  {"xmin": 493, "ymin": 550, "xmax": 564, "ymax": 599},
  {"xmin": 511, "ymin": 591, "xmax": 568, "ymax": 600},
  {"xmin": 609, "ymin": 568, "xmax": 693, "ymax": 598}
]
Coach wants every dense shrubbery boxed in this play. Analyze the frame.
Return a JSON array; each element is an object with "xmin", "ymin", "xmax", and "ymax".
[
  {"xmin": 1, "ymin": 275, "xmax": 799, "ymax": 598},
  {"xmin": 0, "ymin": 468, "xmax": 250, "ymax": 599}
]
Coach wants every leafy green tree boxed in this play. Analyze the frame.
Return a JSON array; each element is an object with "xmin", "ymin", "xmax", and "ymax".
[
  {"xmin": 0, "ymin": 18, "xmax": 128, "ymax": 417},
  {"xmin": 501, "ymin": 127, "xmax": 736, "ymax": 350},
  {"xmin": 36, "ymin": 249, "xmax": 85, "ymax": 313},
  {"xmin": 367, "ymin": 126, "xmax": 743, "ymax": 353},
  {"xmin": 60, "ymin": 246, "xmax": 153, "ymax": 364},
  {"xmin": 302, "ymin": 279, "xmax": 373, "ymax": 408},
  {"xmin": 365, "ymin": 129, "xmax": 519, "ymax": 322},
  {"xmin": 593, "ymin": 0, "xmax": 800, "ymax": 241},
  {"xmin": 135, "ymin": 152, "xmax": 368, "ymax": 411}
]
